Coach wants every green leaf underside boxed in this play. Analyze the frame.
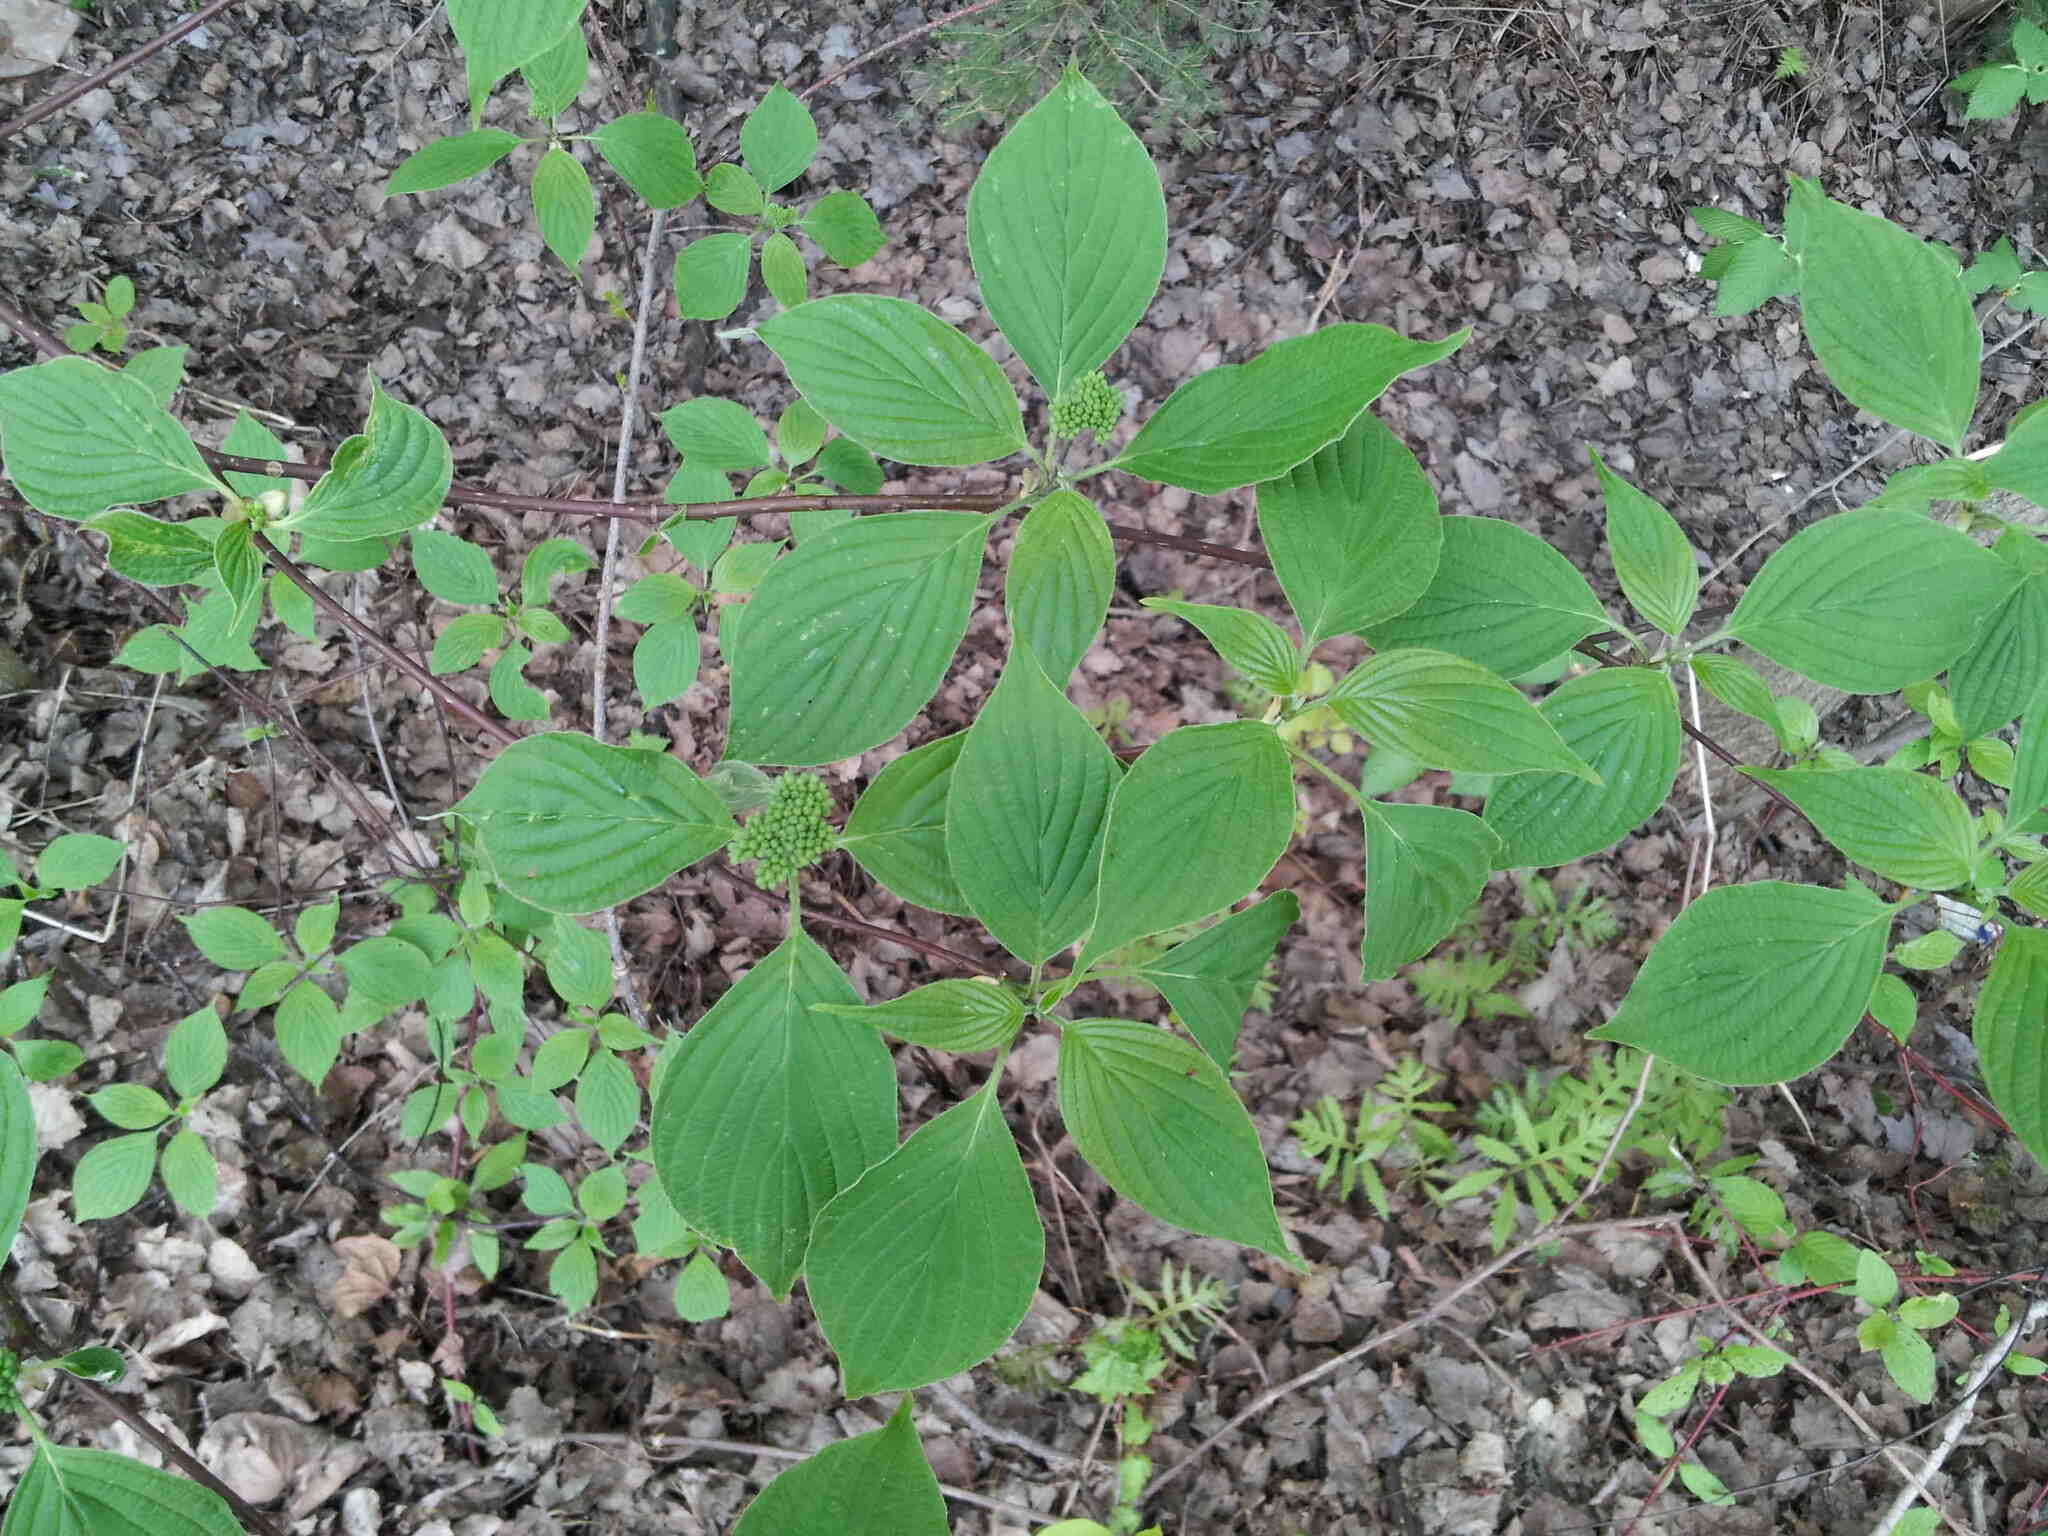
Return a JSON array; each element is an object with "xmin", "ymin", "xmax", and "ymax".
[
  {"xmin": 1788, "ymin": 178, "xmax": 1980, "ymax": 452},
  {"xmin": 1110, "ymin": 323, "xmax": 1466, "ymax": 494},
  {"xmin": 1361, "ymin": 801, "xmax": 1500, "ymax": 980},
  {"xmin": 1134, "ymin": 892, "xmax": 1300, "ymax": 1065},
  {"xmin": 651, "ymin": 927, "xmax": 896, "ymax": 1298},
  {"xmin": 1058, "ymin": 1018, "xmax": 1293, "ymax": 1259},
  {"xmin": 967, "ymin": 67, "xmax": 1166, "ymax": 405},
  {"xmin": 592, "ymin": 112, "xmax": 700, "ymax": 208},
  {"xmin": 813, "ymin": 978, "xmax": 1024, "ymax": 1053},
  {"xmin": 947, "ymin": 645, "xmax": 1118, "ymax": 964},
  {"xmin": 808, "ymin": 1086, "xmax": 1043, "ymax": 1395},
  {"xmin": 1590, "ymin": 881, "xmax": 1892, "ymax": 1084},
  {"xmin": 1360, "ymin": 516, "xmax": 1611, "ymax": 679},
  {"xmin": 0, "ymin": 356, "xmax": 219, "ymax": 520},
  {"xmin": 454, "ymin": 733, "xmax": 735, "ymax": 913},
  {"xmin": 1005, "ymin": 490, "xmax": 1115, "ymax": 687},
  {"xmin": 1975, "ymin": 928, "xmax": 2048, "ymax": 1172},
  {"xmin": 386, "ymin": 129, "xmax": 524, "ymax": 195},
  {"xmin": 757, "ymin": 295, "xmax": 1026, "ymax": 467},
  {"xmin": 1082, "ymin": 722, "xmax": 1295, "ymax": 968},
  {"xmin": 1330, "ymin": 649, "xmax": 1598, "ymax": 781},
  {"xmin": 1, "ymin": 1445, "xmax": 243, "ymax": 1536},
  {"xmin": 1484, "ymin": 668, "xmax": 1681, "ymax": 869},
  {"xmin": 840, "ymin": 733, "xmax": 973, "ymax": 914},
  {"xmin": 731, "ymin": 1397, "xmax": 946, "ymax": 1536},
  {"xmin": 1725, "ymin": 504, "xmax": 2014, "ymax": 694},
  {"xmin": 1256, "ymin": 410, "xmax": 1442, "ymax": 645},
  {"xmin": 1743, "ymin": 766, "xmax": 1976, "ymax": 889},
  {"xmin": 725, "ymin": 513, "xmax": 989, "ymax": 765}
]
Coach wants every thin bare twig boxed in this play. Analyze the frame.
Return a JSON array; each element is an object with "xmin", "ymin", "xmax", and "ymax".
[{"xmin": 0, "ymin": 0, "xmax": 243, "ymax": 144}]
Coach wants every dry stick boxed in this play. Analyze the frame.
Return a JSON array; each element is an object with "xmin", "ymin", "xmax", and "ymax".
[
  {"xmin": 797, "ymin": 0, "xmax": 1006, "ymax": 101},
  {"xmin": 587, "ymin": 200, "xmax": 675, "ymax": 1031},
  {"xmin": 1868, "ymin": 1296, "xmax": 2048, "ymax": 1536},
  {"xmin": 0, "ymin": 0, "xmax": 243, "ymax": 143},
  {"xmin": 1142, "ymin": 1212, "xmax": 1681, "ymax": 1503},
  {"xmin": 0, "ymin": 1279, "xmax": 288, "ymax": 1536},
  {"xmin": 254, "ymin": 531, "xmax": 517, "ymax": 749}
]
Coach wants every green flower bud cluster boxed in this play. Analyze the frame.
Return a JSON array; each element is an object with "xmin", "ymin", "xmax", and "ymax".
[
  {"xmin": 0, "ymin": 1348, "xmax": 20, "ymax": 1414},
  {"xmin": 729, "ymin": 772, "xmax": 835, "ymax": 888},
  {"xmin": 1050, "ymin": 371, "xmax": 1122, "ymax": 438}
]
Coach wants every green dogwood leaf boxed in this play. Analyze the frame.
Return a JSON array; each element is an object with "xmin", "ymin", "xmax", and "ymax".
[
  {"xmin": 1360, "ymin": 801, "xmax": 1499, "ymax": 980},
  {"xmin": 1742, "ymin": 766, "xmax": 1977, "ymax": 889},
  {"xmin": 968, "ymin": 66, "xmax": 1166, "ymax": 405},
  {"xmin": 807, "ymin": 1084, "xmax": 1043, "ymax": 1396},
  {"xmin": 1108, "ymin": 324, "xmax": 1467, "ymax": 493},
  {"xmin": 453, "ymin": 733, "xmax": 735, "ymax": 913},
  {"xmin": 651, "ymin": 927, "xmax": 895, "ymax": 1298},
  {"xmin": 731, "ymin": 1397, "xmax": 946, "ymax": 1536},
  {"xmin": 0, "ymin": 357, "xmax": 221, "ymax": 520},
  {"xmin": 725, "ymin": 512, "xmax": 989, "ymax": 765},
  {"xmin": 1590, "ymin": 881, "xmax": 1893, "ymax": 1083},
  {"xmin": 1059, "ymin": 1017, "xmax": 1295, "ymax": 1261},
  {"xmin": 1329, "ymin": 649, "xmax": 1597, "ymax": 781},
  {"xmin": 758, "ymin": 296, "xmax": 1026, "ymax": 467}
]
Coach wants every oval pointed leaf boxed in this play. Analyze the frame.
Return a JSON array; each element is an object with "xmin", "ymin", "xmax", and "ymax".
[
  {"xmin": 1110, "ymin": 323, "xmax": 1467, "ymax": 494},
  {"xmin": 741, "ymin": 84, "xmax": 818, "ymax": 193},
  {"xmin": 1974, "ymin": 927, "xmax": 2048, "ymax": 1171},
  {"xmin": 1360, "ymin": 516, "xmax": 1612, "ymax": 679},
  {"xmin": 593, "ymin": 111, "xmax": 700, "ymax": 208},
  {"xmin": 967, "ymin": 67, "xmax": 1166, "ymax": 403},
  {"xmin": 840, "ymin": 734, "xmax": 972, "ymax": 914},
  {"xmin": 803, "ymin": 189, "xmax": 886, "ymax": 268},
  {"xmin": 532, "ymin": 145, "xmax": 595, "ymax": 269},
  {"xmin": 1787, "ymin": 178, "xmax": 1979, "ymax": 452},
  {"xmin": 660, "ymin": 397, "xmax": 770, "ymax": 471},
  {"xmin": 1727, "ymin": 504, "xmax": 2014, "ymax": 693},
  {"xmin": 454, "ymin": 733, "xmax": 736, "ymax": 913},
  {"xmin": 412, "ymin": 528, "xmax": 499, "ymax": 606},
  {"xmin": 0, "ymin": 356, "xmax": 219, "ymax": 520},
  {"xmin": 1592, "ymin": 448, "xmax": 1699, "ymax": 637},
  {"xmin": 673, "ymin": 231, "xmax": 751, "ymax": 321},
  {"xmin": 1006, "ymin": 489, "xmax": 1114, "ymax": 686},
  {"xmin": 812, "ymin": 978, "xmax": 1024, "ymax": 1053},
  {"xmin": 1330, "ymin": 649, "xmax": 1598, "ymax": 781},
  {"xmin": 1361, "ymin": 801, "xmax": 1500, "ymax": 980},
  {"xmin": 1742, "ymin": 765, "xmax": 1975, "ymax": 889},
  {"xmin": 385, "ymin": 129, "xmax": 524, "ymax": 195},
  {"xmin": 1058, "ymin": 1018, "xmax": 1293, "ymax": 1259},
  {"xmin": 1484, "ymin": 668, "xmax": 1681, "ymax": 868},
  {"xmin": 89, "ymin": 511, "xmax": 217, "ymax": 587},
  {"xmin": 651, "ymin": 927, "xmax": 895, "ymax": 1297},
  {"xmin": 1256, "ymin": 410, "xmax": 1442, "ymax": 645},
  {"xmin": 3, "ymin": 1444, "xmax": 243, "ymax": 1536},
  {"xmin": 757, "ymin": 295, "xmax": 1026, "ymax": 467},
  {"xmin": 447, "ymin": 0, "xmax": 584, "ymax": 117},
  {"xmin": 1083, "ymin": 722, "xmax": 1294, "ymax": 967},
  {"xmin": 1132, "ymin": 892, "xmax": 1299, "ymax": 1065},
  {"xmin": 287, "ymin": 376, "xmax": 454, "ymax": 541},
  {"xmin": 947, "ymin": 646, "xmax": 1118, "ymax": 963},
  {"xmin": 726, "ymin": 512, "xmax": 989, "ymax": 765},
  {"xmin": 1589, "ymin": 880, "xmax": 1893, "ymax": 1083},
  {"xmin": 808, "ymin": 1086, "xmax": 1043, "ymax": 1395},
  {"xmin": 732, "ymin": 1397, "xmax": 946, "ymax": 1536},
  {"xmin": 1141, "ymin": 598, "xmax": 1298, "ymax": 695},
  {"xmin": 0, "ymin": 1054, "xmax": 36, "ymax": 1263}
]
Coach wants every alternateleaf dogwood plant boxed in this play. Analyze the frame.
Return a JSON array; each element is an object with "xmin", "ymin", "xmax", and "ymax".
[{"xmin": 2, "ymin": 23, "xmax": 2047, "ymax": 1533}]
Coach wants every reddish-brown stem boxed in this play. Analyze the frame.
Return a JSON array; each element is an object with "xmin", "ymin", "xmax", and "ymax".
[
  {"xmin": 253, "ymin": 530, "xmax": 518, "ymax": 749},
  {"xmin": 0, "ymin": 0, "xmax": 245, "ymax": 144}
]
